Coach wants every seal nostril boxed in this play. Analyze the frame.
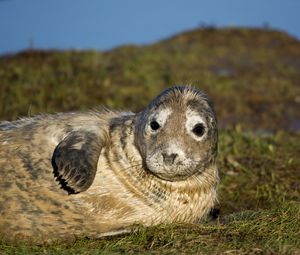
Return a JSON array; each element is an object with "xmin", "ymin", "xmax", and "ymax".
[{"xmin": 162, "ymin": 153, "xmax": 178, "ymax": 165}]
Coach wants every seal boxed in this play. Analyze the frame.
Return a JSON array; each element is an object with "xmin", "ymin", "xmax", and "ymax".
[{"xmin": 0, "ymin": 86, "xmax": 218, "ymax": 243}]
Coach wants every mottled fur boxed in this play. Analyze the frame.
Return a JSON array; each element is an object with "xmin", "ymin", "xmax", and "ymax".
[{"xmin": 0, "ymin": 86, "xmax": 218, "ymax": 243}]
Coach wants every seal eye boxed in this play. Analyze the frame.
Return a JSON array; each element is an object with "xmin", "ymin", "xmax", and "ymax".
[
  {"xmin": 150, "ymin": 120, "xmax": 160, "ymax": 131},
  {"xmin": 192, "ymin": 123, "xmax": 205, "ymax": 137}
]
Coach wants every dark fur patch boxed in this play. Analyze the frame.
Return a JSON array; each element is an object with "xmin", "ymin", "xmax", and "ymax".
[
  {"xmin": 19, "ymin": 151, "xmax": 39, "ymax": 180},
  {"xmin": 52, "ymin": 131, "xmax": 102, "ymax": 194},
  {"xmin": 209, "ymin": 207, "xmax": 220, "ymax": 219}
]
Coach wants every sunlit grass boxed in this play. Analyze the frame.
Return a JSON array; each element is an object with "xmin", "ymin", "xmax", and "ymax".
[
  {"xmin": 0, "ymin": 27, "xmax": 300, "ymax": 254},
  {"xmin": 1, "ymin": 130, "xmax": 299, "ymax": 254},
  {"xmin": 1, "ymin": 28, "xmax": 300, "ymax": 130}
]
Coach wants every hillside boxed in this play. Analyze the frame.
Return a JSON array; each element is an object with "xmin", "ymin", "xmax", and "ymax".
[
  {"xmin": 0, "ymin": 28, "xmax": 300, "ymax": 254},
  {"xmin": 1, "ymin": 27, "xmax": 300, "ymax": 131}
]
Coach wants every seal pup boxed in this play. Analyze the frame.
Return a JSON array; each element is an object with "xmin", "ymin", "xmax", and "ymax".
[{"xmin": 0, "ymin": 86, "xmax": 218, "ymax": 243}]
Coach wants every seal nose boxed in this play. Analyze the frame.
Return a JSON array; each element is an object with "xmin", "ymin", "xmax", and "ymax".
[{"xmin": 162, "ymin": 153, "xmax": 178, "ymax": 165}]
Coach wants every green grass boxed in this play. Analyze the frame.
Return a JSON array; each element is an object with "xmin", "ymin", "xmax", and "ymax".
[
  {"xmin": 1, "ymin": 130, "xmax": 299, "ymax": 254},
  {"xmin": 1, "ymin": 28, "xmax": 300, "ymax": 131},
  {"xmin": 1, "ymin": 206, "xmax": 299, "ymax": 255},
  {"xmin": 2, "ymin": 204, "xmax": 300, "ymax": 254},
  {"xmin": 0, "ymin": 27, "xmax": 300, "ymax": 254}
]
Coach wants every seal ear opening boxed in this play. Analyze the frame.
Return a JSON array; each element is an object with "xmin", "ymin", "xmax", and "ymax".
[{"xmin": 52, "ymin": 131, "xmax": 102, "ymax": 194}]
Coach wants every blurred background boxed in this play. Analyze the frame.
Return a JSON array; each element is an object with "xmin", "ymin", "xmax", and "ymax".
[
  {"xmin": 1, "ymin": 0, "xmax": 300, "ymax": 54},
  {"xmin": 1, "ymin": 2, "xmax": 300, "ymax": 252},
  {"xmin": 0, "ymin": 0, "xmax": 300, "ymax": 132}
]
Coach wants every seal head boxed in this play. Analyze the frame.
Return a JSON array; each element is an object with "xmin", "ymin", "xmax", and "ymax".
[{"xmin": 135, "ymin": 86, "xmax": 217, "ymax": 182}]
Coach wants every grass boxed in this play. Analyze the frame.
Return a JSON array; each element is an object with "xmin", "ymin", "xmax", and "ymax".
[
  {"xmin": 1, "ymin": 130, "xmax": 299, "ymax": 254},
  {"xmin": 0, "ymin": 27, "xmax": 300, "ymax": 254},
  {"xmin": 1, "ymin": 27, "xmax": 300, "ymax": 131},
  {"xmin": 2, "ymin": 204, "xmax": 300, "ymax": 254}
]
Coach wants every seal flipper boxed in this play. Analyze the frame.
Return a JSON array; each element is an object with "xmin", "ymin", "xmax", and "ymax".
[{"xmin": 52, "ymin": 131, "xmax": 103, "ymax": 194}]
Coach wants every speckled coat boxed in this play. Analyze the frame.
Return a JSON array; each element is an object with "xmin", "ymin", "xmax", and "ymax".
[{"xmin": 0, "ymin": 86, "xmax": 219, "ymax": 243}]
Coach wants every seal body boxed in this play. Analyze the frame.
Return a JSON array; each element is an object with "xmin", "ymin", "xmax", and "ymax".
[{"xmin": 0, "ymin": 86, "xmax": 218, "ymax": 243}]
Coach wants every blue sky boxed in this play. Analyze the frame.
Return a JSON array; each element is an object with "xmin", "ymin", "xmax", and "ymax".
[{"xmin": 0, "ymin": 0, "xmax": 299, "ymax": 55}]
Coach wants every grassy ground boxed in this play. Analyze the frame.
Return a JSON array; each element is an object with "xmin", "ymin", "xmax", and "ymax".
[
  {"xmin": 0, "ymin": 28, "xmax": 300, "ymax": 254},
  {"xmin": 1, "ymin": 131, "xmax": 299, "ymax": 254},
  {"xmin": 1, "ymin": 28, "xmax": 300, "ymax": 131}
]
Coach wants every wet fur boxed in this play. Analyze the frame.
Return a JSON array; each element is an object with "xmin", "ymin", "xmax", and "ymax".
[{"xmin": 0, "ymin": 86, "xmax": 219, "ymax": 243}]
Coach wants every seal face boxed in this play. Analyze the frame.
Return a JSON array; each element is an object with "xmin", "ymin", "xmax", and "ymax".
[
  {"xmin": 0, "ymin": 85, "xmax": 218, "ymax": 243},
  {"xmin": 135, "ymin": 86, "xmax": 217, "ymax": 182}
]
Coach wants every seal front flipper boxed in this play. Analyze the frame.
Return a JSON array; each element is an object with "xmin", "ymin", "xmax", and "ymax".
[{"xmin": 52, "ymin": 131, "xmax": 103, "ymax": 194}]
